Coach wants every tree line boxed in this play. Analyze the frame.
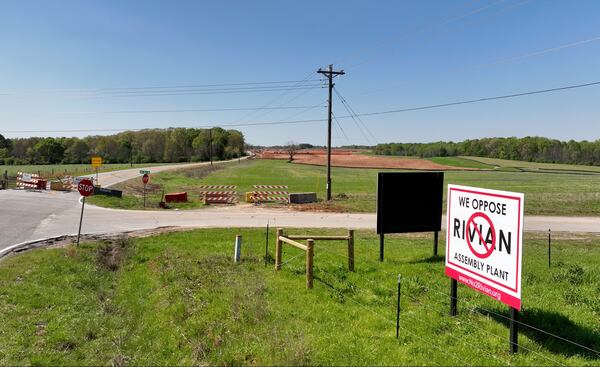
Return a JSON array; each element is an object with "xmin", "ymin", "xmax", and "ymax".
[
  {"xmin": 0, "ymin": 128, "xmax": 245, "ymax": 165},
  {"xmin": 374, "ymin": 137, "xmax": 600, "ymax": 166}
]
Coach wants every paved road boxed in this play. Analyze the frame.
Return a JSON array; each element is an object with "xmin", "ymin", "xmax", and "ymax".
[
  {"xmin": 2, "ymin": 161, "xmax": 600, "ymax": 250},
  {"xmin": 0, "ymin": 160, "xmax": 238, "ymax": 248}
]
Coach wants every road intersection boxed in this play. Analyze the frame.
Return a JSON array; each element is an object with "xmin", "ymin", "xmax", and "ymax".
[{"xmin": 2, "ymin": 161, "xmax": 600, "ymax": 251}]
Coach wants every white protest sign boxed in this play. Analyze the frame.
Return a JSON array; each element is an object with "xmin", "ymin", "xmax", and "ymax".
[{"xmin": 445, "ymin": 184, "xmax": 524, "ymax": 310}]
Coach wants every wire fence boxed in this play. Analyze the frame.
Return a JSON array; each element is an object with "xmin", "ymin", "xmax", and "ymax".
[{"xmin": 270, "ymin": 233, "xmax": 599, "ymax": 364}]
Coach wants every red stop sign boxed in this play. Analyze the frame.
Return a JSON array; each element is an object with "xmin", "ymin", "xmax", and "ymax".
[
  {"xmin": 142, "ymin": 174, "xmax": 149, "ymax": 184},
  {"xmin": 78, "ymin": 178, "xmax": 94, "ymax": 197}
]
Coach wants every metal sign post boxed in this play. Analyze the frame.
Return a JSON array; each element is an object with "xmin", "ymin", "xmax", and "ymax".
[
  {"xmin": 76, "ymin": 178, "xmax": 94, "ymax": 246},
  {"xmin": 142, "ymin": 173, "xmax": 149, "ymax": 208},
  {"xmin": 91, "ymin": 156, "xmax": 102, "ymax": 186}
]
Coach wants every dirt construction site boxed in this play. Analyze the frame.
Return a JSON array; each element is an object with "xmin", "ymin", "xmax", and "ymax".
[{"xmin": 255, "ymin": 149, "xmax": 470, "ymax": 170}]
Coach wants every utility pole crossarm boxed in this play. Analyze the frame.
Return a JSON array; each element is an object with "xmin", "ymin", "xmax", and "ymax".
[
  {"xmin": 317, "ymin": 69, "xmax": 345, "ymax": 76},
  {"xmin": 316, "ymin": 64, "xmax": 345, "ymax": 201}
]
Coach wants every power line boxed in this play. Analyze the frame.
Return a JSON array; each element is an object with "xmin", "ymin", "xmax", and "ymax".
[
  {"xmin": 335, "ymin": 0, "xmax": 508, "ymax": 66},
  {"xmin": 333, "ymin": 87, "xmax": 378, "ymax": 144},
  {"xmin": 19, "ymin": 105, "xmax": 327, "ymax": 115},
  {"xmin": 4, "ymin": 79, "xmax": 600, "ymax": 134},
  {"xmin": 350, "ymin": 33, "xmax": 600, "ymax": 98},
  {"xmin": 468, "ymin": 34, "xmax": 600, "ymax": 70},
  {"xmin": 334, "ymin": 88, "xmax": 372, "ymax": 145},
  {"xmin": 231, "ymin": 71, "xmax": 320, "ymax": 124},
  {"xmin": 345, "ymin": 0, "xmax": 536, "ymax": 71},
  {"xmin": 331, "ymin": 112, "xmax": 351, "ymax": 145},
  {"xmin": 0, "ymin": 118, "xmax": 329, "ymax": 134},
  {"xmin": 0, "ymin": 79, "xmax": 317, "ymax": 94},
  {"xmin": 352, "ymin": 80, "xmax": 600, "ymax": 118},
  {"xmin": 241, "ymin": 83, "xmax": 324, "ymax": 123},
  {"xmin": 0, "ymin": 85, "xmax": 325, "ymax": 98}
]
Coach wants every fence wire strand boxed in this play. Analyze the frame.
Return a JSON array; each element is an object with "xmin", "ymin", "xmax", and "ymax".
[
  {"xmin": 311, "ymin": 241, "xmax": 596, "ymax": 361},
  {"xmin": 312, "ymin": 267, "xmax": 467, "ymax": 366},
  {"xmin": 315, "ymin": 264, "xmax": 516, "ymax": 366}
]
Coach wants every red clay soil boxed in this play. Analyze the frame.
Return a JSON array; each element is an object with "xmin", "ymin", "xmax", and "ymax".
[{"xmin": 256, "ymin": 150, "xmax": 468, "ymax": 170}]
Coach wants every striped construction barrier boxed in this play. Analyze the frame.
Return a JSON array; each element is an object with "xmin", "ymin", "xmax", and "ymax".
[
  {"xmin": 199, "ymin": 185, "xmax": 237, "ymax": 189},
  {"xmin": 251, "ymin": 184, "xmax": 290, "ymax": 203},
  {"xmin": 204, "ymin": 195, "xmax": 237, "ymax": 204},
  {"xmin": 253, "ymin": 185, "xmax": 288, "ymax": 189},
  {"xmin": 252, "ymin": 191, "xmax": 289, "ymax": 195},
  {"xmin": 200, "ymin": 191, "xmax": 237, "ymax": 196},
  {"xmin": 16, "ymin": 172, "xmax": 47, "ymax": 190},
  {"xmin": 200, "ymin": 185, "xmax": 238, "ymax": 205},
  {"xmin": 252, "ymin": 194, "xmax": 289, "ymax": 203}
]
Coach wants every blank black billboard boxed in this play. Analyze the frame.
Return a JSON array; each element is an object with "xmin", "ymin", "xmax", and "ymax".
[{"xmin": 377, "ymin": 172, "xmax": 444, "ymax": 234}]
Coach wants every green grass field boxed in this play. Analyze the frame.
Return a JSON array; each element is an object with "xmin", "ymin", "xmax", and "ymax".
[
  {"xmin": 89, "ymin": 159, "xmax": 600, "ymax": 216},
  {"xmin": 427, "ymin": 156, "xmax": 497, "ymax": 169},
  {"xmin": 1, "ymin": 229, "xmax": 598, "ymax": 365},
  {"xmin": 458, "ymin": 156, "xmax": 600, "ymax": 174}
]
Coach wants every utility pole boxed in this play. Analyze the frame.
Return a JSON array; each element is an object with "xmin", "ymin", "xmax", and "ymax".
[{"xmin": 317, "ymin": 64, "xmax": 345, "ymax": 201}]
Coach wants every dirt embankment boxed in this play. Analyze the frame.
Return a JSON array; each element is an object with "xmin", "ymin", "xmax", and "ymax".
[{"xmin": 256, "ymin": 150, "xmax": 471, "ymax": 170}]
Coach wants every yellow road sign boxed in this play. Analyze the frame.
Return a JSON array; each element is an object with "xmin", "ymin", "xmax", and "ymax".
[{"xmin": 91, "ymin": 156, "xmax": 102, "ymax": 167}]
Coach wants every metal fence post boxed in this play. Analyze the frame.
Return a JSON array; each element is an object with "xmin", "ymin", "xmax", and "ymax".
[
  {"xmin": 396, "ymin": 274, "xmax": 401, "ymax": 338},
  {"xmin": 510, "ymin": 307, "xmax": 519, "ymax": 353},
  {"xmin": 275, "ymin": 228, "xmax": 283, "ymax": 270},
  {"xmin": 450, "ymin": 278, "xmax": 458, "ymax": 316},
  {"xmin": 348, "ymin": 229, "xmax": 355, "ymax": 272},
  {"xmin": 306, "ymin": 239, "xmax": 314, "ymax": 289},
  {"xmin": 234, "ymin": 235, "xmax": 242, "ymax": 263}
]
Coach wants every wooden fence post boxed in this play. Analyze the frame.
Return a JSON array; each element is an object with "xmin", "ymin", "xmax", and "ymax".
[
  {"xmin": 306, "ymin": 239, "xmax": 314, "ymax": 289},
  {"xmin": 275, "ymin": 228, "xmax": 283, "ymax": 270},
  {"xmin": 348, "ymin": 229, "xmax": 355, "ymax": 272}
]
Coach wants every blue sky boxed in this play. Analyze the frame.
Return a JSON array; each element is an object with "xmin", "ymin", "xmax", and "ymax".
[{"xmin": 1, "ymin": 0, "xmax": 600, "ymax": 146}]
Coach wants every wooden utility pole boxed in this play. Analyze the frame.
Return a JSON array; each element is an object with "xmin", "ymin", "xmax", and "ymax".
[{"xmin": 317, "ymin": 64, "xmax": 345, "ymax": 201}]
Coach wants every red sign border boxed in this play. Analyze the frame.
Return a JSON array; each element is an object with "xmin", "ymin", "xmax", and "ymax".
[
  {"xmin": 446, "ymin": 186, "xmax": 522, "ymax": 308},
  {"xmin": 78, "ymin": 178, "xmax": 95, "ymax": 197}
]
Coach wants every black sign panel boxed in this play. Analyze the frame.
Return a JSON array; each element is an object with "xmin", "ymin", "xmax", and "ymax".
[
  {"xmin": 94, "ymin": 187, "xmax": 123, "ymax": 198},
  {"xmin": 376, "ymin": 172, "xmax": 444, "ymax": 234}
]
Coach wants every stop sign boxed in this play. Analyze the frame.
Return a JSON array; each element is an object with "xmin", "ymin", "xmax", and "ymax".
[
  {"xmin": 142, "ymin": 174, "xmax": 149, "ymax": 184},
  {"xmin": 77, "ymin": 178, "xmax": 94, "ymax": 197}
]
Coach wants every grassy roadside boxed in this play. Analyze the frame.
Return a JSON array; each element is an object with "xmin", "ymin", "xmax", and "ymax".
[
  {"xmin": 86, "ymin": 163, "xmax": 229, "ymax": 210},
  {"xmin": 89, "ymin": 159, "xmax": 600, "ymax": 216},
  {"xmin": 0, "ymin": 229, "xmax": 598, "ymax": 365}
]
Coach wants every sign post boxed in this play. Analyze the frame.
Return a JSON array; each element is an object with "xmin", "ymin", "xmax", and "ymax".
[
  {"xmin": 76, "ymin": 178, "xmax": 94, "ymax": 246},
  {"xmin": 91, "ymin": 156, "xmax": 102, "ymax": 186},
  {"xmin": 142, "ymin": 173, "xmax": 149, "ymax": 208},
  {"xmin": 445, "ymin": 184, "xmax": 524, "ymax": 353}
]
